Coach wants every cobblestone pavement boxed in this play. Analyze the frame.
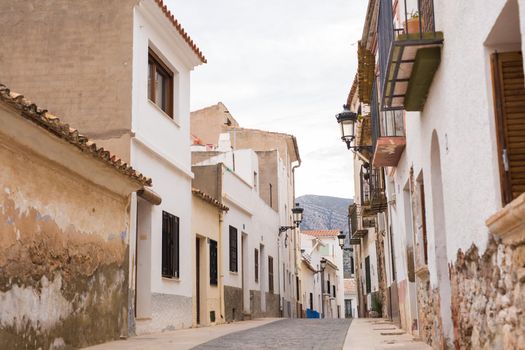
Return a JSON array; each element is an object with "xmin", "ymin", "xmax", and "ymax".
[{"xmin": 192, "ymin": 319, "xmax": 352, "ymax": 350}]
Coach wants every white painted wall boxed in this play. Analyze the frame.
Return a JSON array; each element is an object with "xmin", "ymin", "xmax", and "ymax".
[
  {"xmin": 383, "ymin": 0, "xmax": 525, "ymax": 340},
  {"xmin": 198, "ymin": 151, "xmax": 280, "ymax": 316},
  {"xmin": 128, "ymin": 0, "xmax": 202, "ymax": 332}
]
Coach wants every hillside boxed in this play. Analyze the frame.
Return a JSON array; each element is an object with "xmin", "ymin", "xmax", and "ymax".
[{"xmin": 296, "ymin": 194, "xmax": 353, "ymax": 234}]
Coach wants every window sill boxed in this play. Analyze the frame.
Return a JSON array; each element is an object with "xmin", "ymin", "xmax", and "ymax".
[
  {"xmin": 229, "ymin": 271, "xmax": 239, "ymax": 276},
  {"xmin": 148, "ymin": 100, "xmax": 180, "ymax": 127},
  {"xmin": 162, "ymin": 276, "xmax": 181, "ymax": 282}
]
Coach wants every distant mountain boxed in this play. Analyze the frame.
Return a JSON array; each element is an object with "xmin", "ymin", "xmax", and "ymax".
[{"xmin": 296, "ymin": 195, "xmax": 353, "ymax": 234}]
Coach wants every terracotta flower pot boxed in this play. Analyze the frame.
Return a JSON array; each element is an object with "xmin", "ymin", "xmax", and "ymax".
[{"xmin": 404, "ymin": 17, "xmax": 425, "ymax": 34}]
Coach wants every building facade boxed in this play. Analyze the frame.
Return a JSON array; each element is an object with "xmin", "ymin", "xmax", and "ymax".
[
  {"xmin": 0, "ymin": 0, "xmax": 206, "ymax": 335},
  {"xmin": 345, "ymin": 0, "xmax": 525, "ymax": 348},
  {"xmin": 191, "ymin": 188, "xmax": 229, "ymax": 327},
  {"xmin": 301, "ymin": 230, "xmax": 345, "ymax": 319},
  {"xmin": 191, "ymin": 103, "xmax": 302, "ymax": 318}
]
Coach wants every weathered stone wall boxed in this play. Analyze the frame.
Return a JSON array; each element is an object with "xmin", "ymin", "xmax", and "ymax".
[
  {"xmin": 249, "ymin": 290, "xmax": 280, "ymax": 319},
  {"xmin": 375, "ymin": 227, "xmax": 388, "ymax": 318},
  {"xmin": 0, "ymin": 138, "xmax": 131, "ymax": 349},
  {"xmin": 450, "ymin": 235, "xmax": 525, "ymax": 350},
  {"xmin": 224, "ymin": 285, "xmax": 244, "ymax": 322},
  {"xmin": 416, "ymin": 276, "xmax": 445, "ymax": 349}
]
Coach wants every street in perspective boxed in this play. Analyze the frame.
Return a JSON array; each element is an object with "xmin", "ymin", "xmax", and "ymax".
[{"xmin": 0, "ymin": 0, "xmax": 524, "ymax": 349}]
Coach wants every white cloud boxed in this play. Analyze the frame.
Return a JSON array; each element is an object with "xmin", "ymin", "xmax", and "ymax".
[{"xmin": 168, "ymin": 0, "xmax": 368, "ymax": 199}]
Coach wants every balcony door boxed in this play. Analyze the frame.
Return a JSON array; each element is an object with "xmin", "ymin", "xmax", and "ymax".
[{"xmin": 491, "ymin": 51, "xmax": 525, "ymax": 204}]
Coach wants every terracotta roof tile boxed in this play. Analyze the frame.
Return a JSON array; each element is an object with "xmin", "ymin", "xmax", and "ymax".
[
  {"xmin": 302, "ymin": 230, "xmax": 341, "ymax": 237},
  {"xmin": 0, "ymin": 84, "xmax": 152, "ymax": 187},
  {"xmin": 192, "ymin": 188, "xmax": 229, "ymax": 211},
  {"xmin": 154, "ymin": 0, "xmax": 207, "ymax": 64}
]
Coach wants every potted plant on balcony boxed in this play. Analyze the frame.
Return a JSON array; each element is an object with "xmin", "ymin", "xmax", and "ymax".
[{"xmin": 404, "ymin": 11, "xmax": 424, "ymax": 35}]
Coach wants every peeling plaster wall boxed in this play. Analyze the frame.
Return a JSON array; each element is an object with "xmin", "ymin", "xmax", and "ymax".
[{"xmin": 0, "ymin": 139, "xmax": 131, "ymax": 349}]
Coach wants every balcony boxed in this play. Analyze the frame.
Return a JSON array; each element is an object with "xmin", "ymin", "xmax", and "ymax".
[
  {"xmin": 360, "ymin": 164, "xmax": 387, "ymax": 215},
  {"xmin": 379, "ymin": 0, "xmax": 443, "ymax": 111},
  {"xmin": 349, "ymin": 203, "xmax": 364, "ymax": 245},
  {"xmin": 369, "ymin": 167, "xmax": 388, "ymax": 214},
  {"xmin": 372, "ymin": 109, "xmax": 406, "ymax": 167}
]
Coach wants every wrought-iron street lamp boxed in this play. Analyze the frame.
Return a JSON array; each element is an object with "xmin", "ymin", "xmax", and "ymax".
[
  {"xmin": 335, "ymin": 105, "xmax": 357, "ymax": 148},
  {"xmin": 291, "ymin": 202, "xmax": 304, "ymax": 227},
  {"xmin": 320, "ymin": 257, "xmax": 327, "ymax": 271},
  {"xmin": 279, "ymin": 202, "xmax": 304, "ymax": 233},
  {"xmin": 337, "ymin": 231, "xmax": 346, "ymax": 249},
  {"xmin": 335, "ymin": 105, "xmax": 372, "ymax": 153}
]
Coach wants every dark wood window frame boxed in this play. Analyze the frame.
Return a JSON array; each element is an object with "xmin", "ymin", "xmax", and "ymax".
[
  {"xmin": 162, "ymin": 211, "xmax": 179, "ymax": 278},
  {"xmin": 229, "ymin": 226, "xmax": 238, "ymax": 272},
  {"xmin": 209, "ymin": 239, "xmax": 218, "ymax": 286},
  {"xmin": 268, "ymin": 256, "xmax": 274, "ymax": 293},
  {"xmin": 254, "ymin": 248, "xmax": 259, "ymax": 283},
  {"xmin": 296, "ymin": 276, "xmax": 300, "ymax": 301},
  {"xmin": 148, "ymin": 48, "xmax": 174, "ymax": 117},
  {"xmin": 365, "ymin": 256, "xmax": 371, "ymax": 294}
]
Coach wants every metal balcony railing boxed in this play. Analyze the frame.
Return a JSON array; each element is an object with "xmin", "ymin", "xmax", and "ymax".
[
  {"xmin": 360, "ymin": 165, "xmax": 371, "ymax": 206},
  {"xmin": 369, "ymin": 166, "xmax": 387, "ymax": 213},
  {"xmin": 378, "ymin": 0, "xmax": 442, "ymax": 111},
  {"xmin": 380, "ymin": 110, "xmax": 405, "ymax": 137}
]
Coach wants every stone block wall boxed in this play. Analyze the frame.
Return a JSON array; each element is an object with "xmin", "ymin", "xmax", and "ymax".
[
  {"xmin": 224, "ymin": 286, "xmax": 244, "ymax": 322},
  {"xmin": 249, "ymin": 291, "xmax": 280, "ymax": 318},
  {"xmin": 450, "ymin": 235, "xmax": 525, "ymax": 350},
  {"xmin": 415, "ymin": 276, "xmax": 446, "ymax": 348}
]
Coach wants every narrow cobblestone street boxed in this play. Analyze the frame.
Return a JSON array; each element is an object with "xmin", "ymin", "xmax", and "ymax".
[
  {"xmin": 194, "ymin": 319, "xmax": 351, "ymax": 350},
  {"xmin": 84, "ymin": 318, "xmax": 432, "ymax": 350}
]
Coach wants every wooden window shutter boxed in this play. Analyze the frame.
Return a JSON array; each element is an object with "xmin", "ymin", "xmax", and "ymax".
[
  {"xmin": 268, "ymin": 256, "xmax": 274, "ymax": 293},
  {"xmin": 254, "ymin": 248, "xmax": 259, "ymax": 282},
  {"xmin": 229, "ymin": 226, "xmax": 238, "ymax": 272},
  {"xmin": 209, "ymin": 239, "xmax": 218, "ymax": 285},
  {"xmin": 162, "ymin": 211, "xmax": 179, "ymax": 278},
  {"xmin": 173, "ymin": 216, "xmax": 179, "ymax": 278},
  {"xmin": 162, "ymin": 211, "xmax": 170, "ymax": 277},
  {"xmin": 492, "ymin": 51, "xmax": 525, "ymax": 204}
]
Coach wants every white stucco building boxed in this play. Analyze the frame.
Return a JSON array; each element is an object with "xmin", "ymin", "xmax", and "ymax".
[
  {"xmin": 130, "ymin": 0, "xmax": 206, "ymax": 334},
  {"xmin": 191, "ymin": 103, "xmax": 302, "ymax": 318},
  {"xmin": 192, "ymin": 148, "xmax": 282, "ymax": 321},
  {"xmin": 301, "ymin": 230, "xmax": 345, "ymax": 319},
  {"xmin": 345, "ymin": 0, "xmax": 525, "ymax": 348}
]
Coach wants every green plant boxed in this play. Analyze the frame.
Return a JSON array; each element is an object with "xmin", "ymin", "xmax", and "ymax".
[
  {"xmin": 371, "ymin": 293, "xmax": 383, "ymax": 316},
  {"xmin": 410, "ymin": 10, "xmax": 419, "ymax": 19}
]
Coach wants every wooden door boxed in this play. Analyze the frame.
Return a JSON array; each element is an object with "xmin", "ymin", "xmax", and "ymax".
[{"xmin": 492, "ymin": 52, "xmax": 525, "ymax": 204}]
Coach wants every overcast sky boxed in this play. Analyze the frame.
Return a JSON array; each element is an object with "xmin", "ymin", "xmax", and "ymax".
[{"xmin": 168, "ymin": 0, "xmax": 367, "ymax": 199}]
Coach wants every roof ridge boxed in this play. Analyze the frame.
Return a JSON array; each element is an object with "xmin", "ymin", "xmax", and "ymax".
[{"xmin": 153, "ymin": 0, "xmax": 207, "ymax": 64}]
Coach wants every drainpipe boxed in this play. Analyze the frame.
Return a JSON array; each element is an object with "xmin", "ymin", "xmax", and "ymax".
[{"xmin": 277, "ymin": 231, "xmax": 282, "ymax": 317}]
